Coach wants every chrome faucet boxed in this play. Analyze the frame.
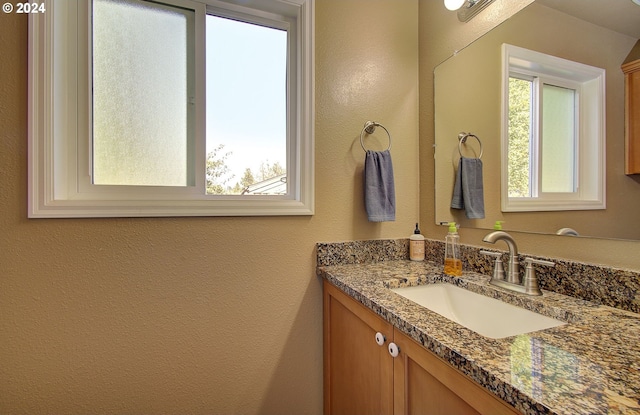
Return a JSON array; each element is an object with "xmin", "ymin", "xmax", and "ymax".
[
  {"xmin": 480, "ymin": 231, "xmax": 554, "ymax": 296},
  {"xmin": 482, "ymin": 231, "xmax": 520, "ymax": 284}
]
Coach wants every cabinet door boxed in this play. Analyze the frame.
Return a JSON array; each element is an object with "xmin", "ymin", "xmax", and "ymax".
[
  {"xmin": 392, "ymin": 329, "xmax": 518, "ymax": 415},
  {"xmin": 623, "ymin": 59, "xmax": 640, "ymax": 174},
  {"xmin": 323, "ymin": 281, "xmax": 393, "ymax": 415}
]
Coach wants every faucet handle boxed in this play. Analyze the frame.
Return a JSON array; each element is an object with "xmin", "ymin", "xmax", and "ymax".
[
  {"xmin": 523, "ymin": 258, "xmax": 555, "ymax": 296},
  {"xmin": 525, "ymin": 258, "xmax": 555, "ymax": 267},
  {"xmin": 480, "ymin": 250, "xmax": 505, "ymax": 282}
]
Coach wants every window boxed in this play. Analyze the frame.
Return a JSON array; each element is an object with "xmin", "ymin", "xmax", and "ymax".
[
  {"xmin": 507, "ymin": 77, "xmax": 578, "ymax": 197},
  {"xmin": 28, "ymin": 0, "xmax": 314, "ymax": 218},
  {"xmin": 501, "ymin": 44, "xmax": 605, "ymax": 212},
  {"xmin": 205, "ymin": 14, "xmax": 288, "ymax": 196},
  {"xmin": 92, "ymin": 0, "xmax": 196, "ymax": 188}
]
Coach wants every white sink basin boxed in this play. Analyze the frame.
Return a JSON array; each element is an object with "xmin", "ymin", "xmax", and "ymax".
[{"xmin": 391, "ymin": 283, "xmax": 566, "ymax": 339}]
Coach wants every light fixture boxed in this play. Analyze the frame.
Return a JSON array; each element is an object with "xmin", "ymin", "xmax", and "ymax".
[
  {"xmin": 444, "ymin": 0, "xmax": 495, "ymax": 22},
  {"xmin": 444, "ymin": 0, "xmax": 465, "ymax": 11}
]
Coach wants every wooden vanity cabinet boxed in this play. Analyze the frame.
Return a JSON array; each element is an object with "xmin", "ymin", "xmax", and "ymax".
[
  {"xmin": 323, "ymin": 280, "xmax": 519, "ymax": 415},
  {"xmin": 323, "ymin": 280, "xmax": 394, "ymax": 414},
  {"xmin": 623, "ymin": 58, "xmax": 640, "ymax": 175},
  {"xmin": 392, "ymin": 329, "xmax": 519, "ymax": 415}
]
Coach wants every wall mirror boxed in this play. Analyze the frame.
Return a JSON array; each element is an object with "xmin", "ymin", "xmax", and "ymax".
[{"xmin": 434, "ymin": 0, "xmax": 640, "ymax": 241}]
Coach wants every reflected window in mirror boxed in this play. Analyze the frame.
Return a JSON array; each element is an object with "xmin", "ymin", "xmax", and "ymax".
[
  {"xmin": 501, "ymin": 44, "xmax": 606, "ymax": 212},
  {"xmin": 508, "ymin": 76, "xmax": 577, "ymax": 197}
]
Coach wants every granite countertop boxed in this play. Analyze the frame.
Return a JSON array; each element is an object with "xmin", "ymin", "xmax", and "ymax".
[{"xmin": 317, "ymin": 259, "xmax": 640, "ymax": 415}]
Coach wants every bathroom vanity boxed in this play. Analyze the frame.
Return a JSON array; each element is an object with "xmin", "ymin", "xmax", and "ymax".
[
  {"xmin": 318, "ymin": 240, "xmax": 640, "ymax": 415},
  {"xmin": 324, "ymin": 280, "xmax": 520, "ymax": 414}
]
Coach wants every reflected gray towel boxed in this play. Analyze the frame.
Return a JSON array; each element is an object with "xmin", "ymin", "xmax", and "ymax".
[
  {"xmin": 451, "ymin": 157, "xmax": 485, "ymax": 219},
  {"xmin": 364, "ymin": 150, "xmax": 396, "ymax": 222}
]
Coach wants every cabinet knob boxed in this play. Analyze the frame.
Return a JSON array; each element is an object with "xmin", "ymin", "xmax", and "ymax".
[
  {"xmin": 388, "ymin": 342, "xmax": 400, "ymax": 358},
  {"xmin": 375, "ymin": 332, "xmax": 386, "ymax": 346}
]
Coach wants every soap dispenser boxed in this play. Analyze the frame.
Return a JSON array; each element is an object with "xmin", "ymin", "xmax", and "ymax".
[
  {"xmin": 444, "ymin": 222, "xmax": 462, "ymax": 276},
  {"xmin": 409, "ymin": 223, "xmax": 425, "ymax": 261}
]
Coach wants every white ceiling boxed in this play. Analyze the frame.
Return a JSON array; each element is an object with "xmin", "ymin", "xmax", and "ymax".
[{"xmin": 537, "ymin": 0, "xmax": 640, "ymax": 39}]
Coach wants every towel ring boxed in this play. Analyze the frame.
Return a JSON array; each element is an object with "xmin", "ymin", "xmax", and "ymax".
[
  {"xmin": 360, "ymin": 121, "xmax": 392, "ymax": 152},
  {"xmin": 458, "ymin": 132, "xmax": 483, "ymax": 159}
]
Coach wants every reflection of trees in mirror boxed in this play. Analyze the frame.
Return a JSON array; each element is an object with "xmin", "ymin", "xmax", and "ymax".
[
  {"xmin": 508, "ymin": 77, "xmax": 532, "ymax": 198},
  {"xmin": 206, "ymin": 144, "xmax": 286, "ymax": 195}
]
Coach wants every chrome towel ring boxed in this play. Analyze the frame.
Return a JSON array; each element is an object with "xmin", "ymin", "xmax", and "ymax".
[
  {"xmin": 360, "ymin": 121, "xmax": 391, "ymax": 152},
  {"xmin": 458, "ymin": 132, "xmax": 483, "ymax": 159}
]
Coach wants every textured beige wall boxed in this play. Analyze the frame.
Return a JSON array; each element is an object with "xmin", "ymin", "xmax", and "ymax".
[
  {"xmin": 420, "ymin": 0, "xmax": 640, "ymax": 269},
  {"xmin": 0, "ymin": 1, "xmax": 419, "ymax": 413}
]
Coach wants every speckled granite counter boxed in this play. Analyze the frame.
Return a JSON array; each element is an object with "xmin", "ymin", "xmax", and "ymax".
[{"xmin": 317, "ymin": 240, "xmax": 640, "ymax": 415}]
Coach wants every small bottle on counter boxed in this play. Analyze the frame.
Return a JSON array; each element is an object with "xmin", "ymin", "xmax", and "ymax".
[
  {"xmin": 409, "ymin": 223, "xmax": 425, "ymax": 261},
  {"xmin": 444, "ymin": 222, "xmax": 462, "ymax": 276}
]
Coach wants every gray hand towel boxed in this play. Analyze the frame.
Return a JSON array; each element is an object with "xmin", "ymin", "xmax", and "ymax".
[
  {"xmin": 451, "ymin": 157, "xmax": 485, "ymax": 219},
  {"xmin": 364, "ymin": 150, "xmax": 396, "ymax": 222}
]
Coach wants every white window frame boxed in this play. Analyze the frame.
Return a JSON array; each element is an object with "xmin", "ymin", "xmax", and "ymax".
[
  {"xmin": 501, "ymin": 44, "xmax": 605, "ymax": 212},
  {"xmin": 28, "ymin": 0, "xmax": 314, "ymax": 218}
]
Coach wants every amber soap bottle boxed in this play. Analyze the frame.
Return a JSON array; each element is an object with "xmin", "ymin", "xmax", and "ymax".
[{"xmin": 444, "ymin": 222, "xmax": 462, "ymax": 276}]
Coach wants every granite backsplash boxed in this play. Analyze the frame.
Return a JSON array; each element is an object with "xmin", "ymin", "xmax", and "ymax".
[{"xmin": 316, "ymin": 238, "xmax": 640, "ymax": 314}]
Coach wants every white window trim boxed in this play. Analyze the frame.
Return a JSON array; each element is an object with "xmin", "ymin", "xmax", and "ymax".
[
  {"xmin": 28, "ymin": 0, "xmax": 314, "ymax": 218},
  {"xmin": 500, "ymin": 44, "xmax": 605, "ymax": 212}
]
